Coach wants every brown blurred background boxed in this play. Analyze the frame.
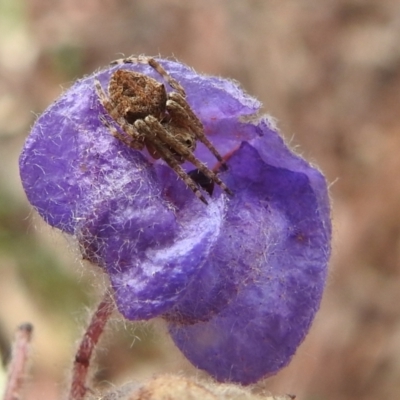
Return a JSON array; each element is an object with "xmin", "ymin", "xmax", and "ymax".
[{"xmin": 1, "ymin": 1, "xmax": 400, "ymax": 399}]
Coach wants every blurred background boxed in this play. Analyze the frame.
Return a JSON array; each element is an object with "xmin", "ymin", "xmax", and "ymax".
[{"xmin": 1, "ymin": 0, "xmax": 400, "ymax": 399}]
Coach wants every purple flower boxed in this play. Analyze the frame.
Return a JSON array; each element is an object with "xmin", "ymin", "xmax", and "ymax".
[{"xmin": 19, "ymin": 58, "xmax": 331, "ymax": 384}]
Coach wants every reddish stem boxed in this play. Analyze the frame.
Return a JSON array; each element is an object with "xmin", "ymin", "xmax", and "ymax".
[
  {"xmin": 3, "ymin": 323, "xmax": 33, "ymax": 400},
  {"xmin": 68, "ymin": 292, "xmax": 114, "ymax": 400}
]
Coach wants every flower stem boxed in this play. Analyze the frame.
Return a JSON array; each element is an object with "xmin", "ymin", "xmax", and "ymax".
[
  {"xmin": 69, "ymin": 292, "xmax": 114, "ymax": 400},
  {"xmin": 3, "ymin": 323, "xmax": 33, "ymax": 400}
]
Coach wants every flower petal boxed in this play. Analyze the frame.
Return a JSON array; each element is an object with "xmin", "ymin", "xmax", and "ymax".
[
  {"xmin": 78, "ymin": 186, "xmax": 226, "ymax": 319},
  {"xmin": 166, "ymin": 127, "xmax": 331, "ymax": 384}
]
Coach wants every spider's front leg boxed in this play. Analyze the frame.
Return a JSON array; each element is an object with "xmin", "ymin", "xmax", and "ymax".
[
  {"xmin": 98, "ymin": 115, "xmax": 145, "ymax": 150},
  {"xmin": 144, "ymin": 116, "xmax": 232, "ymax": 197},
  {"xmin": 166, "ymin": 92, "xmax": 226, "ymax": 166},
  {"xmin": 134, "ymin": 120, "xmax": 210, "ymax": 204},
  {"xmin": 95, "ymin": 78, "xmax": 145, "ymax": 150},
  {"xmin": 94, "ymin": 78, "xmax": 122, "ymax": 121}
]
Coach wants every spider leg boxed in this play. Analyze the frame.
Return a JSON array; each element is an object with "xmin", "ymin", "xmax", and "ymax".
[
  {"xmin": 94, "ymin": 78, "xmax": 116, "ymax": 115},
  {"xmin": 147, "ymin": 58, "xmax": 186, "ymax": 97},
  {"xmin": 95, "ymin": 78, "xmax": 128, "ymax": 122},
  {"xmin": 98, "ymin": 116, "xmax": 144, "ymax": 150},
  {"xmin": 95, "ymin": 78, "xmax": 145, "ymax": 150},
  {"xmin": 110, "ymin": 55, "xmax": 149, "ymax": 66},
  {"xmin": 110, "ymin": 56, "xmax": 186, "ymax": 97},
  {"xmin": 166, "ymin": 92, "xmax": 226, "ymax": 166},
  {"xmin": 134, "ymin": 120, "xmax": 209, "ymax": 204},
  {"xmin": 144, "ymin": 116, "xmax": 232, "ymax": 196}
]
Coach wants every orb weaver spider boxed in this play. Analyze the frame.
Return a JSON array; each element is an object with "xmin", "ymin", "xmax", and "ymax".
[{"xmin": 94, "ymin": 56, "xmax": 232, "ymax": 204}]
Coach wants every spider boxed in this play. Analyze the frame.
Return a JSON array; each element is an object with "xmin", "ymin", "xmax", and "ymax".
[{"xmin": 94, "ymin": 56, "xmax": 232, "ymax": 204}]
